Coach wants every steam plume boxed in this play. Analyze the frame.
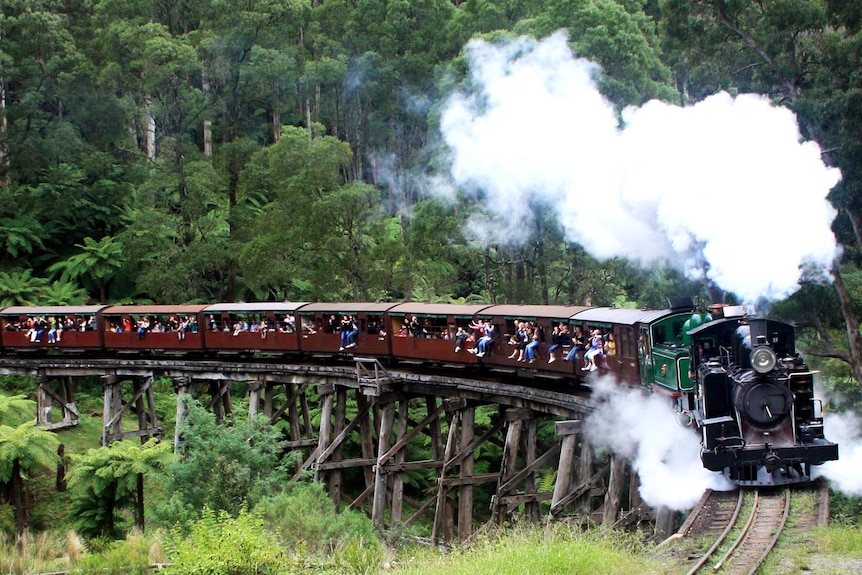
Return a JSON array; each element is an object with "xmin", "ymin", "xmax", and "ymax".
[
  {"xmin": 440, "ymin": 32, "xmax": 840, "ymax": 302},
  {"xmin": 585, "ymin": 379, "xmax": 732, "ymax": 511},
  {"xmin": 817, "ymin": 413, "xmax": 862, "ymax": 494}
]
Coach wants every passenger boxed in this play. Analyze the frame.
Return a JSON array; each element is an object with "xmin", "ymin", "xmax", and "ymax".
[
  {"xmin": 524, "ymin": 323, "xmax": 542, "ymax": 364},
  {"xmin": 47, "ymin": 317, "xmax": 58, "ymax": 344},
  {"xmin": 454, "ymin": 326, "xmax": 469, "ymax": 352},
  {"xmin": 582, "ymin": 329, "xmax": 603, "ymax": 372},
  {"xmin": 564, "ymin": 326, "xmax": 586, "ymax": 363},
  {"xmin": 258, "ymin": 319, "xmax": 268, "ymax": 339},
  {"xmin": 467, "ymin": 319, "xmax": 494, "ymax": 357},
  {"xmin": 346, "ymin": 315, "xmax": 360, "ymax": 347},
  {"xmin": 339, "ymin": 315, "xmax": 359, "ymax": 350},
  {"xmin": 548, "ymin": 323, "xmax": 572, "ymax": 364},
  {"xmin": 136, "ymin": 317, "xmax": 150, "ymax": 339},
  {"xmin": 31, "ymin": 317, "xmax": 47, "ymax": 342},
  {"xmin": 208, "ymin": 314, "xmax": 218, "ymax": 331},
  {"xmin": 507, "ymin": 321, "xmax": 528, "ymax": 360},
  {"xmin": 407, "ymin": 315, "xmax": 422, "ymax": 337},
  {"xmin": 178, "ymin": 317, "xmax": 189, "ymax": 340},
  {"xmin": 232, "ymin": 320, "xmax": 245, "ymax": 336},
  {"xmin": 604, "ymin": 332, "xmax": 616, "ymax": 357}
]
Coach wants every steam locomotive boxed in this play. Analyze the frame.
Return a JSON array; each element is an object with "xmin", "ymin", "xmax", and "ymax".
[
  {"xmin": 0, "ymin": 298, "xmax": 838, "ymax": 486},
  {"xmin": 685, "ymin": 311, "xmax": 839, "ymax": 486}
]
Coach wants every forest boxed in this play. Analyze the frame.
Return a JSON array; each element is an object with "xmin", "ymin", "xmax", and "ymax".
[
  {"xmin": 2, "ymin": 0, "xmax": 862, "ymax": 387},
  {"xmin": 3, "ymin": 0, "xmax": 862, "ymax": 572}
]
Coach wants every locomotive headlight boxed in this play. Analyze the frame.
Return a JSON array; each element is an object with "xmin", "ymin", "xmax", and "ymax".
[{"xmin": 750, "ymin": 346, "xmax": 777, "ymax": 373}]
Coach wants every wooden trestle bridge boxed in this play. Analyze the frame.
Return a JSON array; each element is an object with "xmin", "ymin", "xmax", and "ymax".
[{"xmin": 0, "ymin": 355, "xmax": 664, "ymax": 542}]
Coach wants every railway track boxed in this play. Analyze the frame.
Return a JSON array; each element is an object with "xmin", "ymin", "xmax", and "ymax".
[{"xmin": 668, "ymin": 483, "xmax": 828, "ymax": 575}]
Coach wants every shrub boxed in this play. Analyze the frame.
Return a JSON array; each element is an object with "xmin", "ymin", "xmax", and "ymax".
[
  {"xmin": 162, "ymin": 507, "xmax": 293, "ymax": 575},
  {"xmin": 72, "ymin": 529, "xmax": 162, "ymax": 575},
  {"xmin": 257, "ymin": 482, "xmax": 377, "ymax": 554}
]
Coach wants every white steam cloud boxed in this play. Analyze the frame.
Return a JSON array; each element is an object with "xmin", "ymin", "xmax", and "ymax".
[
  {"xmin": 584, "ymin": 379, "xmax": 732, "ymax": 511},
  {"xmin": 440, "ymin": 32, "xmax": 841, "ymax": 302},
  {"xmin": 817, "ymin": 412, "xmax": 862, "ymax": 494}
]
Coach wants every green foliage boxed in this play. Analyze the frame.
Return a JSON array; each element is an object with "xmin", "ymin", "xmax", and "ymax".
[
  {"xmin": 0, "ymin": 421, "xmax": 60, "ymax": 484},
  {"xmin": 163, "ymin": 507, "xmax": 293, "ymax": 575},
  {"xmin": 331, "ymin": 536, "xmax": 384, "ymax": 575},
  {"xmin": 47, "ymin": 236, "xmax": 126, "ymax": 302},
  {"xmin": 0, "ymin": 395, "xmax": 35, "ymax": 426},
  {"xmin": 394, "ymin": 522, "xmax": 670, "ymax": 575},
  {"xmin": 73, "ymin": 530, "xmax": 163, "ymax": 575},
  {"xmin": 159, "ymin": 398, "xmax": 288, "ymax": 523},
  {"xmin": 257, "ymin": 483, "xmax": 378, "ymax": 554},
  {"xmin": 0, "ymin": 270, "xmax": 50, "ymax": 307},
  {"xmin": 0, "ymin": 530, "xmax": 85, "ymax": 575},
  {"xmin": 67, "ymin": 439, "xmax": 174, "ymax": 539},
  {"xmin": 829, "ymin": 490, "xmax": 862, "ymax": 526},
  {"xmin": 516, "ymin": 0, "xmax": 676, "ymax": 107}
]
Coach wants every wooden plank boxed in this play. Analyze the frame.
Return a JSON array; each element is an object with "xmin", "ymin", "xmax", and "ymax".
[
  {"xmin": 314, "ymin": 458, "xmax": 377, "ymax": 471},
  {"xmin": 554, "ymin": 420, "xmax": 582, "ymax": 435},
  {"xmin": 549, "ymin": 463, "xmax": 610, "ymax": 517},
  {"xmin": 441, "ymin": 473, "xmax": 499, "ymax": 487}
]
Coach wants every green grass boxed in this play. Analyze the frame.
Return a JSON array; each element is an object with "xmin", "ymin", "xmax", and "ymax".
[{"xmin": 391, "ymin": 524, "xmax": 672, "ymax": 575}]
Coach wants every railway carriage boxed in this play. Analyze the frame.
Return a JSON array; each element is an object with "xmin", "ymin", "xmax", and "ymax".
[
  {"xmin": 0, "ymin": 305, "xmax": 107, "ymax": 351},
  {"xmin": 387, "ymin": 302, "xmax": 492, "ymax": 365},
  {"xmin": 202, "ymin": 302, "xmax": 307, "ymax": 354},
  {"xmin": 569, "ymin": 306, "xmax": 659, "ymax": 383},
  {"xmin": 101, "ymin": 305, "xmax": 207, "ymax": 352},
  {"xmin": 474, "ymin": 304, "xmax": 588, "ymax": 376},
  {"xmin": 296, "ymin": 302, "xmax": 395, "ymax": 357}
]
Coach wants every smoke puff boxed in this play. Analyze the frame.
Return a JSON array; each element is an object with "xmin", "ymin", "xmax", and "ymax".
[
  {"xmin": 817, "ymin": 413, "xmax": 862, "ymax": 495},
  {"xmin": 585, "ymin": 380, "xmax": 732, "ymax": 511},
  {"xmin": 441, "ymin": 32, "xmax": 841, "ymax": 302}
]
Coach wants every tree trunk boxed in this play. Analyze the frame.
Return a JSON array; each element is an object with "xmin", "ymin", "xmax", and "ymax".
[
  {"xmin": 144, "ymin": 97, "xmax": 156, "ymax": 161},
  {"xmin": 0, "ymin": 75, "xmax": 8, "ymax": 186},
  {"xmin": 56, "ymin": 444, "xmax": 67, "ymax": 492},
  {"xmin": 831, "ymin": 266, "xmax": 862, "ymax": 390},
  {"xmin": 105, "ymin": 482, "xmax": 117, "ymax": 537},
  {"xmin": 136, "ymin": 473, "xmax": 145, "ymax": 531},
  {"xmin": 11, "ymin": 459, "xmax": 27, "ymax": 541}
]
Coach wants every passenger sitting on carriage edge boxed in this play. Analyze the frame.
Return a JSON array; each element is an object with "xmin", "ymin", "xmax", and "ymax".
[
  {"xmin": 339, "ymin": 315, "xmax": 359, "ymax": 350},
  {"xmin": 454, "ymin": 326, "xmax": 469, "ymax": 352},
  {"xmin": 507, "ymin": 321, "xmax": 529, "ymax": 360},
  {"xmin": 564, "ymin": 326, "xmax": 585, "ymax": 362},
  {"xmin": 524, "ymin": 323, "xmax": 541, "ymax": 363},
  {"xmin": 548, "ymin": 323, "xmax": 572, "ymax": 364},
  {"xmin": 468, "ymin": 319, "xmax": 494, "ymax": 357},
  {"xmin": 582, "ymin": 329, "xmax": 604, "ymax": 372}
]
